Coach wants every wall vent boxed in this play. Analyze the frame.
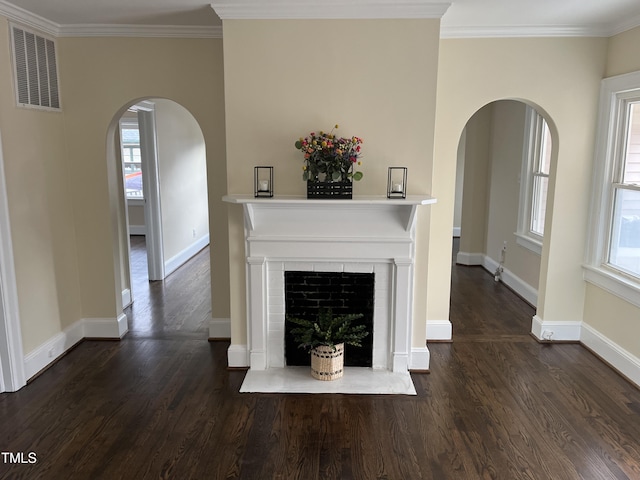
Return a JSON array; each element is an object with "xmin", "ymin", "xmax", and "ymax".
[{"xmin": 11, "ymin": 25, "xmax": 61, "ymax": 110}]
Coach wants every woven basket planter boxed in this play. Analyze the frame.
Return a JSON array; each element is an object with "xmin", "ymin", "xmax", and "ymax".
[{"xmin": 310, "ymin": 343, "xmax": 344, "ymax": 381}]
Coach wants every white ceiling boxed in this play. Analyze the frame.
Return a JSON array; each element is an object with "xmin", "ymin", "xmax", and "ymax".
[{"xmin": 3, "ymin": 0, "xmax": 640, "ymax": 37}]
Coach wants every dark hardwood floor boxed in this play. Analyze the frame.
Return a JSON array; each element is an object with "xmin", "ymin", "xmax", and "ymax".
[{"xmin": 1, "ymin": 237, "xmax": 639, "ymax": 479}]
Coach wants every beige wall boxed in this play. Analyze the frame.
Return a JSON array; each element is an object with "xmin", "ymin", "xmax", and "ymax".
[
  {"xmin": 459, "ymin": 105, "xmax": 492, "ymax": 256},
  {"xmin": 127, "ymin": 203, "xmax": 145, "ymax": 229},
  {"xmin": 221, "ymin": 19, "xmax": 441, "ymax": 347},
  {"xmin": 430, "ymin": 37, "xmax": 608, "ymax": 326},
  {"xmin": 154, "ymin": 99, "xmax": 209, "ymax": 261},
  {"xmin": 486, "ymin": 100, "xmax": 541, "ymax": 290},
  {"xmin": 606, "ymin": 26, "xmax": 640, "ymax": 77},
  {"xmin": 0, "ymin": 19, "xmax": 82, "ymax": 353},
  {"xmin": 57, "ymin": 36, "xmax": 229, "ymax": 321},
  {"xmin": 582, "ymin": 26, "xmax": 640, "ymax": 359}
]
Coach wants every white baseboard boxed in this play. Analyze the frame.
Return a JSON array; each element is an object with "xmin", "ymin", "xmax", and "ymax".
[
  {"xmin": 483, "ymin": 255, "xmax": 538, "ymax": 306},
  {"xmin": 228, "ymin": 344, "xmax": 249, "ymax": 368},
  {"xmin": 122, "ymin": 288, "xmax": 132, "ymax": 309},
  {"xmin": 84, "ymin": 314, "xmax": 128, "ymax": 338},
  {"xmin": 24, "ymin": 314, "xmax": 129, "ymax": 381},
  {"xmin": 410, "ymin": 347, "xmax": 430, "ymax": 370},
  {"xmin": 24, "ymin": 319, "xmax": 85, "ymax": 380},
  {"xmin": 531, "ymin": 315, "xmax": 581, "ymax": 341},
  {"xmin": 426, "ymin": 320, "xmax": 452, "ymax": 341},
  {"xmin": 129, "ymin": 225, "xmax": 146, "ymax": 236},
  {"xmin": 165, "ymin": 234, "xmax": 210, "ymax": 277},
  {"xmin": 452, "ymin": 227, "xmax": 461, "ymax": 237},
  {"xmin": 456, "ymin": 251, "xmax": 484, "ymax": 265},
  {"xmin": 581, "ymin": 323, "xmax": 640, "ymax": 388},
  {"xmin": 209, "ymin": 317, "xmax": 231, "ymax": 339}
]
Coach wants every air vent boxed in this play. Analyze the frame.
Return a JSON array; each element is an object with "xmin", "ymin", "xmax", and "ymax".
[{"xmin": 11, "ymin": 25, "xmax": 60, "ymax": 110}]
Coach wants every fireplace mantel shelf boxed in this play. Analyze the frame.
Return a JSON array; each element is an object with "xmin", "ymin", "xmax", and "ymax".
[
  {"xmin": 223, "ymin": 194, "xmax": 436, "ymax": 233},
  {"xmin": 222, "ymin": 194, "xmax": 436, "ymax": 206}
]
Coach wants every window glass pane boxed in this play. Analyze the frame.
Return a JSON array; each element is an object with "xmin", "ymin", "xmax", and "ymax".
[
  {"xmin": 540, "ymin": 120, "xmax": 552, "ymax": 175},
  {"xmin": 609, "ymin": 188, "xmax": 640, "ymax": 277},
  {"xmin": 531, "ymin": 175, "xmax": 548, "ymax": 236},
  {"xmin": 624, "ymin": 102, "xmax": 640, "ymax": 184},
  {"xmin": 121, "ymin": 127, "xmax": 140, "ymax": 145}
]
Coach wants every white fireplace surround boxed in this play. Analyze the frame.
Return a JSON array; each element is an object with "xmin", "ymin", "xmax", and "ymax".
[{"xmin": 223, "ymin": 194, "xmax": 437, "ymax": 374}]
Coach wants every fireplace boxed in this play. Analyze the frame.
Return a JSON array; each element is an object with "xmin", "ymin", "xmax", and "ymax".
[
  {"xmin": 222, "ymin": 194, "xmax": 437, "ymax": 380},
  {"xmin": 284, "ymin": 271, "xmax": 374, "ymax": 367}
]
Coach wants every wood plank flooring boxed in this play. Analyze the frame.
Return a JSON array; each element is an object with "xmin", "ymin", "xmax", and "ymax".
[{"xmin": 0, "ymin": 237, "xmax": 639, "ymax": 479}]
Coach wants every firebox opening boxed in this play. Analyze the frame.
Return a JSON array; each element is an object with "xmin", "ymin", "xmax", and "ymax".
[{"xmin": 284, "ymin": 271, "xmax": 374, "ymax": 367}]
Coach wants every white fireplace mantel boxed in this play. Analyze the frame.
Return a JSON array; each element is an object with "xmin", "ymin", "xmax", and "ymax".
[{"xmin": 223, "ymin": 194, "xmax": 437, "ymax": 380}]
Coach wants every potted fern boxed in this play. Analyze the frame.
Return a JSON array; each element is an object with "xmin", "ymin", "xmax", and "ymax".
[{"xmin": 287, "ymin": 309, "xmax": 369, "ymax": 381}]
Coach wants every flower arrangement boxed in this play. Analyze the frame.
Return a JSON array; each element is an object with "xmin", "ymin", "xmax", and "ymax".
[{"xmin": 295, "ymin": 124, "xmax": 363, "ymax": 182}]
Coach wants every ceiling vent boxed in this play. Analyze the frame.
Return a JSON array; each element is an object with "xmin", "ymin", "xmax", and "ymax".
[{"xmin": 10, "ymin": 25, "xmax": 61, "ymax": 110}]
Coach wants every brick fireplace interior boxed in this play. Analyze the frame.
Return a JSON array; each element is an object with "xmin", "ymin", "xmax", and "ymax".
[{"xmin": 284, "ymin": 271, "xmax": 374, "ymax": 367}]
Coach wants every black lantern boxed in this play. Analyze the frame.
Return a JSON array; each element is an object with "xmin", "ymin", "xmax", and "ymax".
[
  {"xmin": 387, "ymin": 167, "xmax": 407, "ymax": 199},
  {"xmin": 254, "ymin": 166, "xmax": 274, "ymax": 198}
]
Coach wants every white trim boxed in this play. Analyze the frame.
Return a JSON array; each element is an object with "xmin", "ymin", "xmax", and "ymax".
[
  {"xmin": 409, "ymin": 347, "xmax": 430, "ymax": 371},
  {"xmin": 23, "ymin": 315, "xmax": 128, "ymax": 381},
  {"xmin": 138, "ymin": 109, "xmax": 165, "ymax": 281},
  {"xmin": 581, "ymin": 323, "xmax": 640, "ymax": 389},
  {"xmin": 531, "ymin": 315, "xmax": 581, "ymax": 341},
  {"xmin": 583, "ymin": 265, "xmax": 640, "ymax": 309},
  {"xmin": 164, "ymin": 234, "xmax": 210, "ymax": 277},
  {"xmin": 84, "ymin": 314, "xmax": 128, "ymax": 338},
  {"xmin": 455, "ymin": 251, "xmax": 484, "ymax": 265},
  {"xmin": 211, "ymin": 1, "xmax": 450, "ymax": 20},
  {"xmin": 514, "ymin": 232, "xmax": 542, "ymax": 256},
  {"xmin": 0, "ymin": 130, "xmax": 26, "ymax": 392},
  {"xmin": 128, "ymin": 225, "xmax": 146, "ymax": 236},
  {"xmin": 426, "ymin": 320, "xmax": 452, "ymax": 341},
  {"xmin": 0, "ymin": 0, "xmax": 59, "ymax": 37},
  {"xmin": 483, "ymin": 255, "xmax": 538, "ymax": 306},
  {"xmin": 209, "ymin": 317, "xmax": 231, "ymax": 339},
  {"xmin": 609, "ymin": 13, "xmax": 640, "ymax": 37},
  {"xmin": 452, "ymin": 227, "xmax": 461, "ymax": 237},
  {"xmin": 228, "ymin": 344, "xmax": 249, "ymax": 368},
  {"xmin": 121, "ymin": 288, "xmax": 132, "ymax": 309},
  {"xmin": 23, "ymin": 319, "xmax": 85, "ymax": 380},
  {"xmin": 58, "ymin": 24, "xmax": 222, "ymax": 38},
  {"xmin": 440, "ymin": 24, "xmax": 610, "ymax": 39},
  {"xmin": 585, "ymin": 70, "xmax": 640, "ymax": 307}
]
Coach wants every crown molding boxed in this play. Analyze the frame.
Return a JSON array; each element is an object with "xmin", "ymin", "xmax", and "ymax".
[
  {"xmin": 608, "ymin": 12, "xmax": 640, "ymax": 37},
  {"xmin": 440, "ymin": 24, "xmax": 612, "ymax": 39},
  {"xmin": 0, "ymin": 0, "xmax": 60, "ymax": 36},
  {"xmin": 57, "ymin": 24, "xmax": 222, "ymax": 38},
  {"xmin": 211, "ymin": 1, "xmax": 451, "ymax": 20}
]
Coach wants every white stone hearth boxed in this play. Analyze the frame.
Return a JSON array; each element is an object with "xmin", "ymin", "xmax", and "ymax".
[{"xmin": 223, "ymin": 194, "xmax": 436, "ymax": 391}]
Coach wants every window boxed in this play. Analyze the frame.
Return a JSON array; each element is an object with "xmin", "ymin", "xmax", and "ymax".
[
  {"xmin": 585, "ymin": 70, "xmax": 640, "ymax": 307},
  {"xmin": 120, "ymin": 120, "xmax": 143, "ymax": 199},
  {"xmin": 10, "ymin": 24, "xmax": 60, "ymax": 110},
  {"xmin": 516, "ymin": 107, "xmax": 552, "ymax": 254}
]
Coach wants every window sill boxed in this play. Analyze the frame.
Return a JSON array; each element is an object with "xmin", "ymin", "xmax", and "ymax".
[
  {"xmin": 583, "ymin": 264, "xmax": 640, "ymax": 309},
  {"xmin": 514, "ymin": 232, "xmax": 542, "ymax": 255}
]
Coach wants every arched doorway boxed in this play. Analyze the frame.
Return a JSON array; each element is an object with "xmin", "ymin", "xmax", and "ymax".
[
  {"xmin": 453, "ymin": 99, "xmax": 558, "ymax": 326},
  {"xmin": 106, "ymin": 98, "xmax": 210, "ymax": 331}
]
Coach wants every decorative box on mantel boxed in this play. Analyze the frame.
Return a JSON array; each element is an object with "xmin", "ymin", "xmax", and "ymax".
[{"xmin": 222, "ymin": 194, "xmax": 437, "ymax": 375}]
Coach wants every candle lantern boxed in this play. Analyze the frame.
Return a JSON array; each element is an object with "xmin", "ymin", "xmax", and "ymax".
[
  {"xmin": 254, "ymin": 166, "xmax": 274, "ymax": 198},
  {"xmin": 387, "ymin": 167, "xmax": 407, "ymax": 199}
]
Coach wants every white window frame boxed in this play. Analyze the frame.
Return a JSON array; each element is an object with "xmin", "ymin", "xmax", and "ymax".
[
  {"xmin": 584, "ymin": 70, "xmax": 640, "ymax": 308},
  {"xmin": 516, "ymin": 106, "xmax": 550, "ymax": 255},
  {"xmin": 120, "ymin": 119, "xmax": 144, "ymax": 200}
]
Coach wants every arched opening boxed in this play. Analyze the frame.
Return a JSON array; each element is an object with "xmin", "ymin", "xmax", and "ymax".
[
  {"xmin": 452, "ymin": 99, "xmax": 558, "ymax": 334},
  {"xmin": 106, "ymin": 98, "xmax": 210, "ymax": 337}
]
